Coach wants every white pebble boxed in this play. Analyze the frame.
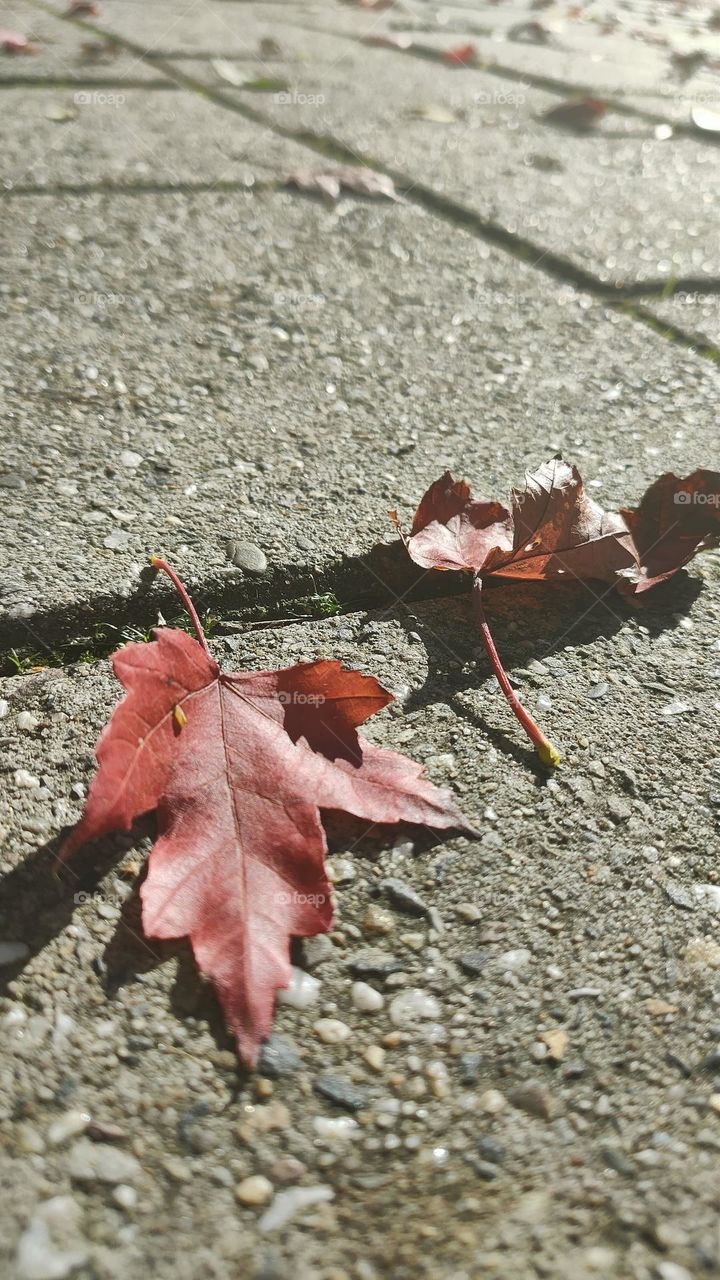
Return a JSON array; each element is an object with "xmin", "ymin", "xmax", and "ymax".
[
  {"xmin": 47, "ymin": 1111, "xmax": 91, "ymax": 1147},
  {"xmin": 119, "ymin": 449, "xmax": 143, "ymax": 468},
  {"xmin": 15, "ymin": 1196, "xmax": 88, "ymax": 1280},
  {"xmin": 52, "ymin": 1012, "xmax": 76, "ymax": 1052},
  {"xmin": 16, "ymin": 711, "xmax": 39, "ymax": 732},
  {"xmin": 498, "ymin": 948, "xmax": 532, "ymax": 972},
  {"xmin": 657, "ymin": 1264, "xmax": 693, "ymax": 1280},
  {"xmin": 0, "ymin": 699, "xmax": 9, "ymax": 718},
  {"xmin": 479, "ymin": 1089, "xmax": 507, "ymax": 1114},
  {"xmin": 112, "ymin": 1185, "xmax": 137, "ymax": 1211},
  {"xmin": 326, "ymin": 857, "xmax": 355, "ymax": 884},
  {"xmin": 314, "ymin": 1018, "xmax": 352, "ymax": 1044},
  {"xmin": 692, "ymin": 884, "xmax": 720, "ymax": 912},
  {"xmin": 104, "ymin": 530, "xmax": 131, "ymax": 551},
  {"xmin": 259, "ymin": 1185, "xmax": 334, "ymax": 1233},
  {"xmin": 389, "ymin": 988, "xmax": 440, "ymax": 1027},
  {"xmin": 14, "ymin": 769, "xmax": 39, "ymax": 789},
  {"xmin": 276, "ymin": 967, "xmax": 320, "ymax": 1010},
  {"xmin": 3, "ymin": 1005, "xmax": 27, "ymax": 1026},
  {"xmin": 66, "ymin": 1138, "xmax": 141, "ymax": 1184},
  {"xmin": 351, "ymin": 981, "xmax": 384, "ymax": 1013},
  {"xmin": 235, "ymin": 1175, "xmax": 274, "ymax": 1206},
  {"xmin": 312, "ymin": 1116, "xmax": 359, "ymax": 1144}
]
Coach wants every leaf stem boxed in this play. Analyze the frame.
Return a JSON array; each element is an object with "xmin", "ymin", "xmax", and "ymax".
[
  {"xmin": 472, "ymin": 573, "xmax": 560, "ymax": 768},
  {"xmin": 149, "ymin": 556, "xmax": 212, "ymax": 657}
]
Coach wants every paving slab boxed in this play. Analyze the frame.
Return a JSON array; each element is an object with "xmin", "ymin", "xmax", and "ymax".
[
  {"xmin": 2, "ymin": 183, "xmax": 719, "ymax": 649},
  {"xmin": 1, "ymin": 563, "xmax": 720, "ymax": 1279},
  {"xmin": 43, "ymin": 0, "xmax": 293, "ymax": 59},
  {"xmin": 143, "ymin": 24, "xmax": 720, "ymax": 290},
  {"xmin": 0, "ymin": 1, "xmax": 166, "ymax": 85},
  {"xmin": 0, "ymin": 84, "xmax": 313, "ymax": 190},
  {"xmin": 225, "ymin": 0, "xmax": 720, "ymax": 122}
]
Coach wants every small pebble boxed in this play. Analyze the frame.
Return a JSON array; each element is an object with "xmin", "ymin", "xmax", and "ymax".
[
  {"xmin": 363, "ymin": 905, "xmax": 395, "ymax": 935},
  {"xmin": 276, "ymin": 967, "xmax": 320, "ymax": 1010},
  {"xmin": 15, "ymin": 1197, "xmax": 88, "ymax": 1280},
  {"xmin": 112, "ymin": 1185, "xmax": 137, "ymax": 1211},
  {"xmin": 351, "ymin": 982, "xmax": 384, "ymax": 1013},
  {"xmin": 479, "ymin": 1089, "xmax": 507, "ymax": 1115},
  {"xmin": 457, "ymin": 951, "xmax": 489, "ymax": 976},
  {"xmin": 477, "ymin": 1136, "xmax": 505, "ymax": 1165},
  {"xmin": 693, "ymin": 884, "xmax": 720, "ymax": 912},
  {"xmin": 162, "ymin": 1156, "xmax": 191, "ymax": 1182},
  {"xmin": 235, "ymin": 1176, "xmax": 274, "ymax": 1206},
  {"xmin": 16, "ymin": 711, "xmax": 39, "ymax": 732},
  {"xmin": 259, "ymin": 1186, "xmax": 334, "ymax": 1233},
  {"xmin": 327, "ymin": 857, "xmax": 355, "ymax": 884},
  {"xmin": 225, "ymin": 539, "xmax": 267, "ymax": 575},
  {"xmin": 246, "ymin": 352, "xmax": 270, "ymax": 374},
  {"xmin": 656, "ymin": 1264, "xmax": 693, "ymax": 1280},
  {"xmin": 302, "ymin": 935, "xmax": 335, "ymax": 969},
  {"xmin": 508, "ymin": 1083, "xmax": 554, "ymax": 1120},
  {"xmin": 47, "ymin": 1111, "xmax": 91, "ymax": 1147},
  {"xmin": 364, "ymin": 1045, "xmax": 386, "ymax": 1072},
  {"xmin": 270, "ymin": 1156, "xmax": 306, "ymax": 1185},
  {"xmin": 313, "ymin": 1075, "xmax": 369, "ymax": 1112},
  {"xmin": 538, "ymin": 1028, "xmax": 568, "ymax": 1061},
  {"xmin": 455, "ymin": 902, "xmax": 481, "ymax": 923},
  {"xmin": 119, "ymin": 449, "xmax": 143, "ymax": 468},
  {"xmin": 104, "ymin": 530, "xmax": 132, "ymax": 551},
  {"xmin": 66, "ymin": 1139, "xmax": 141, "ymax": 1184},
  {"xmin": 314, "ymin": 1018, "xmax": 352, "ymax": 1045},
  {"xmin": 313, "ymin": 1116, "xmax": 359, "ymax": 1144},
  {"xmin": 399, "ymin": 932, "xmax": 425, "ymax": 951},
  {"xmin": 381, "ymin": 879, "xmax": 429, "ymax": 917},
  {"xmin": 498, "ymin": 948, "xmax": 531, "ymax": 972},
  {"xmin": 389, "ymin": 989, "xmax": 440, "ymax": 1027},
  {"xmin": 348, "ymin": 951, "xmax": 403, "ymax": 978},
  {"xmin": 14, "ymin": 769, "xmax": 39, "ymax": 789},
  {"xmin": 258, "ymin": 1034, "xmax": 301, "ymax": 1078}
]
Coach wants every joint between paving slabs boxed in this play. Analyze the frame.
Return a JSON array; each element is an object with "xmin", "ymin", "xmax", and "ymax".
[
  {"xmin": 0, "ymin": 552, "xmax": 474, "ymax": 675},
  {"xmin": 278, "ymin": 17, "xmax": 720, "ymax": 146}
]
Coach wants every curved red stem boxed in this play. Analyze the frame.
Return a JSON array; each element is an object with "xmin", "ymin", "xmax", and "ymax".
[
  {"xmin": 472, "ymin": 573, "xmax": 559, "ymax": 767},
  {"xmin": 149, "ymin": 556, "xmax": 212, "ymax": 657}
]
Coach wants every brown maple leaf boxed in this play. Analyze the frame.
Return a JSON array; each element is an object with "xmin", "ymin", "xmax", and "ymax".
[{"xmin": 398, "ymin": 459, "xmax": 720, "ymax": 766}]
